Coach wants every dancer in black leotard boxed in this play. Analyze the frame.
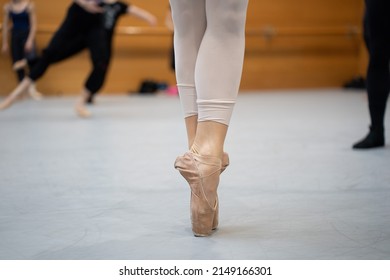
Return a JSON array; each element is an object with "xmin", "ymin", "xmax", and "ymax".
[
  {"xmin": 0, "ymin": 0, "xmax": 156, "ymax": 117},
  {"xmin": 353, "ymin": 0, "xmax": 390, "ymax": 149},
  {"xmin": 2, "ymin": 0, "xmax": 42, "ymax": 99}
]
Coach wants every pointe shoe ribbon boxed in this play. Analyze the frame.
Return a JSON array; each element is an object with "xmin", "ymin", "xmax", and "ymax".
[
  {"xmin": 175, "ymin": 152, "xmax": 222, "ymax": 237},
  {"xmin": 212, "ymin": 152, "xmax": 229, "ymax": 230}
]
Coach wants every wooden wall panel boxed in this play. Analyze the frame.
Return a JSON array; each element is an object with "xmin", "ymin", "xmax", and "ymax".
[{"xmin": 1, "ymin": 0, "xmax": 366, "ymax": 95}]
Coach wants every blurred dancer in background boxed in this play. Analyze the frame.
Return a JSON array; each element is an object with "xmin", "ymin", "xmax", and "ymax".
[
  {"xmin": 0, "ymin": 0, "xmax": 156, "ymax": 117},
  {"xmin": 2, "ymin": 0, "xmax": 42, "ymax": 100}
]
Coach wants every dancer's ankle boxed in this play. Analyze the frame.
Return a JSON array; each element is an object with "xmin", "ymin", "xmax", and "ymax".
[{"xmin": 191, "ymin": 142, "xmax": 223, "ymax": 158}]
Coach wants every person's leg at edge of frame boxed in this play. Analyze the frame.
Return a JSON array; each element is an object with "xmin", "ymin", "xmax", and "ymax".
[{"xmin": 353, "ymin": 0, "xmax": 390, "ymax": 149}]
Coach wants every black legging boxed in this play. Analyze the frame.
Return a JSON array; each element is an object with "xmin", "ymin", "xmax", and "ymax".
[
  {"xmin": 29, "ymin": 3, "xmax": 110, "ymax": 94},
  {"xmin": 364, "ymin": 0, "xmax": 390, "ymax": 129},
  {"xmin": 11, "ymin": 30, "xmax": 38, "ymax": 81}
]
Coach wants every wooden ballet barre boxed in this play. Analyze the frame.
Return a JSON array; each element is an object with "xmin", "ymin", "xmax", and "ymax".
[
  {"xmin": 117, "ymin": 26, "xmax": 172, "ymax": 36},
  {"xmin": 0, "ymin": 24, "xmax": 172, "ymax": 36},
  {"xmin": 246, "ymin": 26, "xmax": 362, "ymax": 38},
  {"xmin": 1, "ymin": 24, "xmax": 361, "ymax": 38}
]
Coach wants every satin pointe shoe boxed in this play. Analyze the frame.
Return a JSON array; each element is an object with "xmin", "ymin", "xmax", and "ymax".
[
  {"xmin": 212, "ymin": 152, "xmax": 230, "ymax": 230},
  {"xmin": 175, "ymin": 152, "xmax": 222, "ymax": 237}
]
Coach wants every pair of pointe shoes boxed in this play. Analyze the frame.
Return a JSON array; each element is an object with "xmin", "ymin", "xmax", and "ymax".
[{"xmin": 174, "ymin": 151, "xmax": 229, "ymax": 237}]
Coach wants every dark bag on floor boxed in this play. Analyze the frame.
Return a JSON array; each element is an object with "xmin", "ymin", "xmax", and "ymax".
[{"xmin": 138, "ymin": 79, "xmax": 158, "ymax": 94}]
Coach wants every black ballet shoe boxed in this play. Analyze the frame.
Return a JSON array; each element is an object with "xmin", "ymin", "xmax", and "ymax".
[{"xmin": 353, "ymin": 126, "xmax": 385, "ymax": 149}]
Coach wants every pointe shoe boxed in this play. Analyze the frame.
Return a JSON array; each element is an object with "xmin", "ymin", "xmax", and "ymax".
[
  {"xmin": 175, "ymin": 152, "xmax": 222, "ymax": 237},
  {"xmin": 212, "ymin": 196, "xmax": 219, "ymax": 231}
]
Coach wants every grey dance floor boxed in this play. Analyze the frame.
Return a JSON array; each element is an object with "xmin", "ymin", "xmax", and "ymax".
[{"xmin": 0, "ymin": 89, "xmax": 389, "ymax": 260}]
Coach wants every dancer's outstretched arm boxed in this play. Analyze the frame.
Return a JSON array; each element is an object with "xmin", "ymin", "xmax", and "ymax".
[
  {"xmin": 127, "ymin": 5, "xmax": 157, "ymax": 26},
  {"xmin": 74, "ymin": 0, "xmax": 103, "ymax": 13}
]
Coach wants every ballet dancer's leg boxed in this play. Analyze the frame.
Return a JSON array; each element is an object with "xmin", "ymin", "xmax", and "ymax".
[
  {"xmin": 1, "ymin": 33, "xmax": 30, "ymax": 109},
  {"xmin": 170, "ymin": 0, "xmax": 206, "ymax": 148},
  {"xmin": 25, "ymin": 45, "xmax": 43, "ymax": 100},
  {"xmin": 10, "ymin": 31, "xmax": 27, "ymax": 81},
  {"xmin": 75, "ymin": 88, "xmax": 93, "ymax": 118},
  {"xmin": 75, "ymin": 28, "xmax": 109, "ymax": 118},
  {"xmin": 191, "ymin": 0, "xmax": 248, "ymax": 158},
  {"xmin": 172, "ymin": 0, "xmax": 248, "ymax": 236},
  {"xmin": 84, "ymin": 32, "xmax": 113, "ymax": 105},
  {"xmin": 0, "ymin": 78, "xmax": 32, "ymax": 110}
]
